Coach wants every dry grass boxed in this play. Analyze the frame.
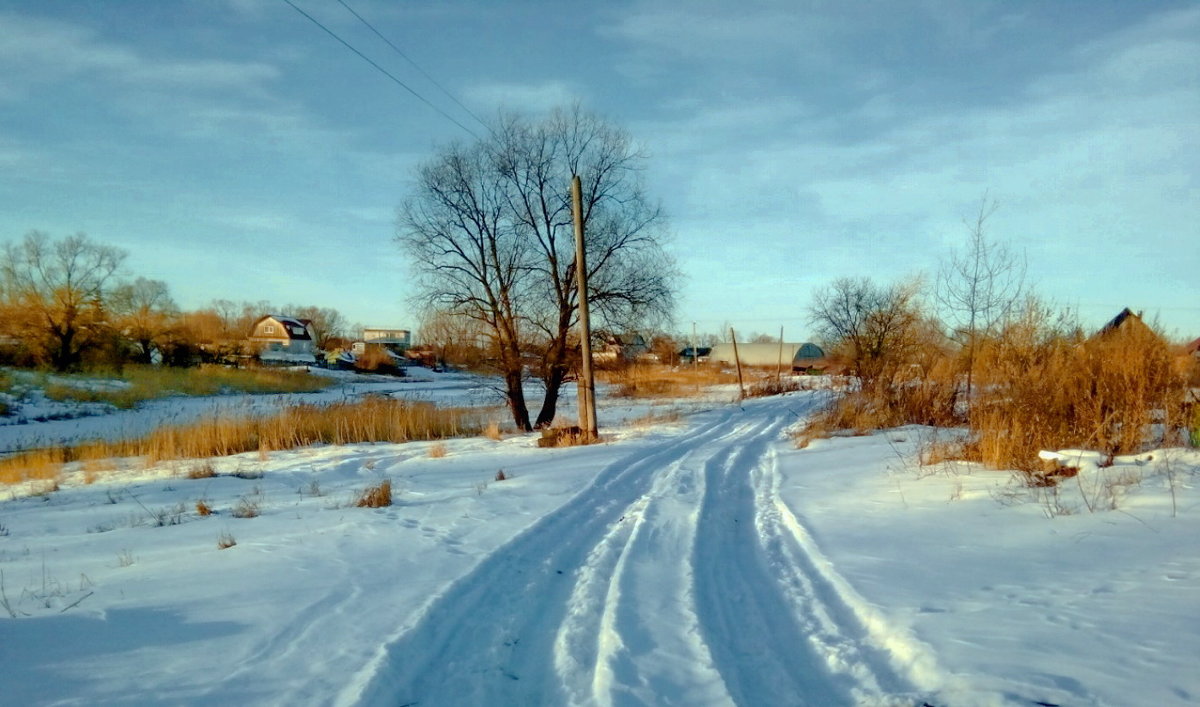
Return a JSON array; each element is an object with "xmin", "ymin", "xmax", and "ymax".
[
  {"xmin": 483, "ymin": 420, "xmax": 503, "ymax": 441},
  {"xmin": 0, "ymin": 398, "xmax": 484, "ymax": 485},
  {"xmin": 602, "ymin": 364, "xmax": 740, "ymax": 399},
  {"xmin": 536, "ymin": 426, "xmax": 598, "ymax": 447},
  {"xmin": 231, "ymin": 496, "xmax": 260, "ymax": 518},
  {"xmin": 187, "ymin": 461, "xmax": 217, "ymax": 479},
  {"xmin": 969, "ymin": 316, "xmax": 1188, "ymax": 471},
  {"xmin": 629, "ymin": 408, "xmax": 683, "ymax": 427},
  {"xmin": 355, "ymin": 480, "xmax": 392, "ymax": 508},
  {"xmin": 217, "ymin": 531, "xmax": 237, "ymax": 549},
  {"xmin": 798, "ymin": 308, "xmax": 1191, "ymax": 476},
  {"xmin": 40, "ymin": 364, "xmax": 330, "ymax": 409},
  {"xmin": 195, "ymin": 500, "xmax": 213, "ymax": 516},
  {"xmin": 428, "ymin": 442, "xmax": 447, "ymax": 458}
]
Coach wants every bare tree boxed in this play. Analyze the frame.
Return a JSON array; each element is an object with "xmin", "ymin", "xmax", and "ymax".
[
  {"xmin": 936, "ymin": 196, "xmax": 1026, "ymax": 414},
  {"xmin": 110, "ymin": 277, "xmax": 178, "ymax": 364},
  {"xmin": 398, "ymin": 106, "xmax": 676, "ymax": 430},
  {"xmin": 1, "ymin": 231, "xmax": 126, "ymax": 371},
  {"xmin": 490, "ymin": 105, "xmax": 675, "ymax": 426},
  {"xmin": 400, "ymin": 139, "xmax": 535, "ymax": 430},
  {"xmin": 418, "ymin": 309, "xmax": 490, "ymax": 369},
  {"xmin": 808, "ymin": 276, "xmax": 924, "ymax": 391}
]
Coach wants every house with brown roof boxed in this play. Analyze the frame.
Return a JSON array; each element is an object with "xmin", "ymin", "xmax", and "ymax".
[{"xmin": 248, "ymin": 315, "xmax": 317, "ymax": 359}]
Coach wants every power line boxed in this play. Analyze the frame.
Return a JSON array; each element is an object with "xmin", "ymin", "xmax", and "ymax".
[
  {"xmin": 334, "ymin": 0, "xmax": 490, "ymax": 133},
  {"xmin": 279, "ymin": 0, "xmax": 480, "ymax": 140}
]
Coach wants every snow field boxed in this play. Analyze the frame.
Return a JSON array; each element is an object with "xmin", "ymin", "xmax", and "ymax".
[{"xmin": 1, "ymin": 378, "xmax": 1197, "ymax": 706}]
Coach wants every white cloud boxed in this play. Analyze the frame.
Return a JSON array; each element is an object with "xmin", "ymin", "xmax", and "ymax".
[
  {"xmin": 0, "ymin": 12, "xmax": 279, "ymax": 95},
  {"xmin": 626, "ymin": 3, "xmax": 1199, "ymax": 332},
  {"xmin": 462, "ymin": 80, "xmax": 586, "ymax": 114}
]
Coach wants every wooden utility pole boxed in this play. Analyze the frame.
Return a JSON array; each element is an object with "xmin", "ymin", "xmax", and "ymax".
[
  {"xmin": 691, "ymin": 321, "xmax": 697, "ymax": 368},
  {"xmin": 776, "ymin": 326, "xmax": 785, "ymax": 382},
  {"xmin": 730, "ymin": 327, "xmax": 745, "ymax": 401},
  {"xmin": 572, "ymin": 175, "xmax": 598, "ymax": 440}
]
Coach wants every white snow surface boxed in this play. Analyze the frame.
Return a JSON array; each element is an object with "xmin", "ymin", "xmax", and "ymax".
[{"xmin": 1, "ymin": 380, "xmax": 1198, "ymax": 706}]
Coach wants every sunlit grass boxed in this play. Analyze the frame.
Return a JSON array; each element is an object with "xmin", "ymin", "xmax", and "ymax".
[
  {"xmin": 38, "ymin": 364, "xmax": 331, "ymax": 409},
  {"xmin": 599, "ymin": 364, "xmax": 742, "ymax": 398},
  {"xmin": 0, "ymin": 397, "xmax": 486, "ymax": 485}
]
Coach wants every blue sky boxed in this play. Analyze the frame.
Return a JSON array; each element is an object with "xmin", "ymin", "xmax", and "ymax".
[{"xmin": 1, "ymin": 0, "xmax": 1197, "ymax": 339}]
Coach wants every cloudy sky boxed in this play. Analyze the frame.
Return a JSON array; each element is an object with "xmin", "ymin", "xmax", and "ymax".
[{"xmin": 1, "ymin": 0, "xmax": 1197, "ymax": 339}]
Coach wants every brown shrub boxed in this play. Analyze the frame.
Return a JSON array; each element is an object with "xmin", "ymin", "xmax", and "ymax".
[
  {"xmin": 356, "ymin": 480, "xmax": 392, "ymax": 508},
  {"xmin": 231, "ymin": 497, "xmax": 260, "ymax": 518},
  {"xmin": 187, "ymin": 461, "xmax": 217, "ymax": 479},
  {"xmin": 971, "ymin": 312, "xmax": 1187, "ymax": 471},
  {"xmin": 537, "ymin": 426, "xmax": 597, "ymax": 447}
]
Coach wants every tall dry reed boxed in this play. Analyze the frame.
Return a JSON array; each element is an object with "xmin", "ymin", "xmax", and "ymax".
[
  {"xmin": 0, "ymin": 398, "xmax": 484, "ymax": 485},
  {"xmin": 602, "ymin": 364, "xmax": 741, "ymax": 398},
  {"xmin": 971, "ymin": 315, "xmax": 1189, "ymax": 470}
]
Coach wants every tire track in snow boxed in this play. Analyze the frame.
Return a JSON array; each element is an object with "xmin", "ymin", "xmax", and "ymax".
[
  {"xmin": 346, "ymin": 406, "xmax": 750, "ymax": 706},
  {"xmin": 554, "ymin": 419, "xmax": 751, "ymax": 706},
  {"xmin": 693, "ymin": 397, "xmax": 939, "ymax": 706},
  {"xmin": 348, "ymin": 394, "xmax": 951, "ymax": 706}
]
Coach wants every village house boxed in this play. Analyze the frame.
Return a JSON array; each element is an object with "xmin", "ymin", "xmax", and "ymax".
[
  {"xmin": 248, "ymin": 315, "xmax": 317, "ymax": 359},
  {"xmin": 351, "ymin": 327, "xmax": 411, "ymax": 355},
  {"xmin": 594, "ymin": 332, "xmax": 651, "ymax": 365}
]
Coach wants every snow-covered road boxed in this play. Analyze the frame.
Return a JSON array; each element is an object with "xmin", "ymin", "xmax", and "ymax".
[
  {"xmin": 348, "ymin": 396, "xmax": 935, "ymax": 706},
  {"xmin": 4, "ymin": 385, "xmax": 1196, "ymax": 706}
]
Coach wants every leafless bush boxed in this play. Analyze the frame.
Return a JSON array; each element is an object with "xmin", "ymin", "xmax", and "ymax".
[
  {"xmin": 187, "ymin": 461, "xmax": 217, "ymax": 479},
  {"xmin": 231, "ymin": 496, "xmax": 260, "ymax": 518},
  {"xmin": 355, "ymin": 480, "xmax": 392, "ymax": 508}
]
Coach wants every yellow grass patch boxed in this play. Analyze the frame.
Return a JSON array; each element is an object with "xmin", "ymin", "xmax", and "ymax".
[
  {"xmin": 40, "ymin": 364, "xmax": 330, "ymax": 409},
  {"xmin": 0, "ymin": 398, "xmax": 484, "ymax": 486}
]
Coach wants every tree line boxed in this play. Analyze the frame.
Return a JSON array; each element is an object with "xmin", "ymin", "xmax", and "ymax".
[{"xmin": 0, "ymin": 230, "xmax": 347, "ymax": 371}]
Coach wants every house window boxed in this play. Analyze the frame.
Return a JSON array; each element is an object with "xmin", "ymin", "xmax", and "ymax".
[{"xmin": 264, "ymin": 325, "xmax": 275, "ymax": 334}]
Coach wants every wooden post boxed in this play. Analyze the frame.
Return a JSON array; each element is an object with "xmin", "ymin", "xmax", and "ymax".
[
  {"xmin": 730, "ymin": 327, "xmax": 745, "ymax": 401},
  {"xmin": 776, "ymin": 326, "xmax": 784, "ymax": 382},
  {"xmin": 691, "ymin": 321, "xmax": 697, "ymax": 368},
  {"xmin": 572, "ymin": 175, "xmax": 598, "ymax": 440}
]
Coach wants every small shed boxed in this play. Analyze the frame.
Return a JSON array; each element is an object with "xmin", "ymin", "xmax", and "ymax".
[{"xmin": 791, "ymin": 343, "xmax": 828, "ymax": 373}]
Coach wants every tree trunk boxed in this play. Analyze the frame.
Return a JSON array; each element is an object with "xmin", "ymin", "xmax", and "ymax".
[
  {"xmin": 535, "ymin": 361, "xmax": 568, "ymax": 428},
  {"xmin": 503, "ymin": 368, "xmax": 532, "ymax": 432},
  {"xmin": 535, "ymin": 306, "xmax": 575, "ymax": 428},
  {"xmin": 52, "ymin": 327, "xmax": 77, "ymax": 372}
]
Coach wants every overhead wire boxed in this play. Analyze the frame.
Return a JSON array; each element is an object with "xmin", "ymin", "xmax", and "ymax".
[
  {"xmin": 279, "ymin": 0, "xmax": 480, "ymax": 140},
  {"xmin": 334, "ymin": 0, "xmax": 490, "ymax": 133}
]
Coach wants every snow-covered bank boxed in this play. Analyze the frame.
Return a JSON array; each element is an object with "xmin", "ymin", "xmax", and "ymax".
[
  {"xmin": 1, "ymin": 390, "xmax": 1197, "ymax": 705},
  {"xmin": 0, "ymin": 371, "xmax": 500, "ymax": 454},
  {"xmin": 779, "ymin": 430, "xmax": 1200, "ymax": 706}
]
